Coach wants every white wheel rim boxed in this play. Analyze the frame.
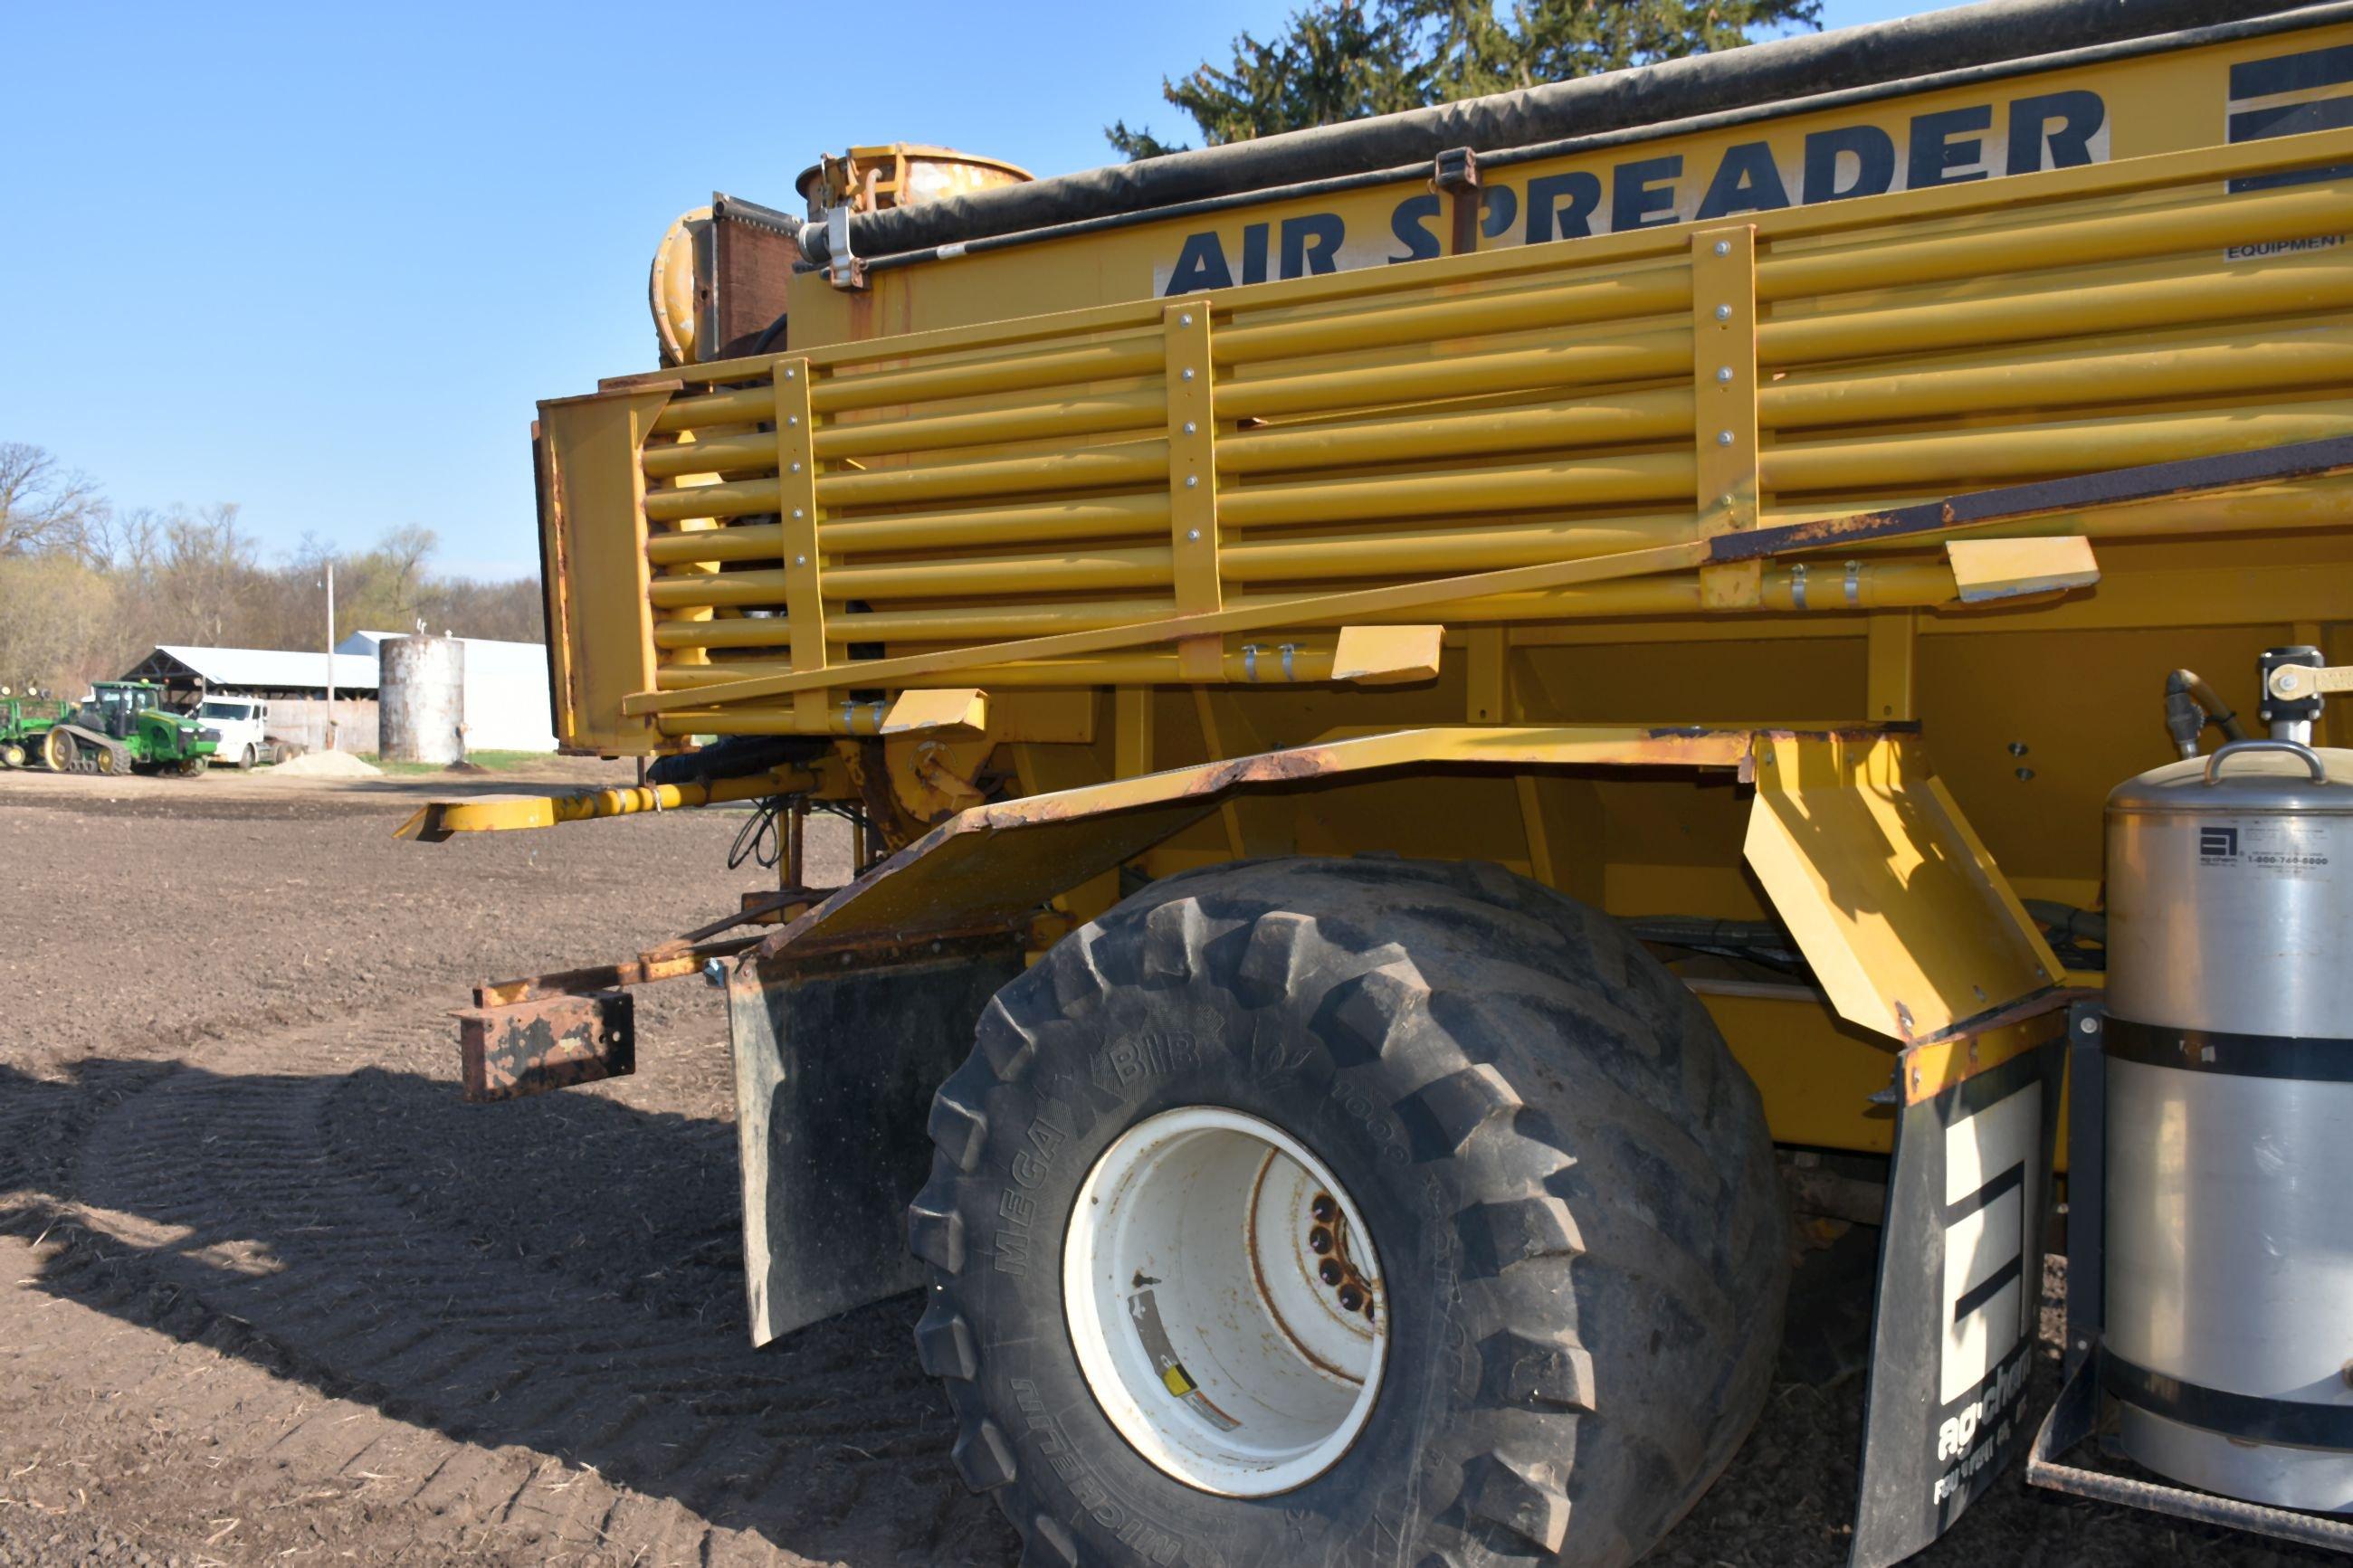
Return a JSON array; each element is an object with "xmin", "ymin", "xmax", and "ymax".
[{"xmin": 1063, "ymin": 1106, "xmax": 1387, "ymax": 1496}]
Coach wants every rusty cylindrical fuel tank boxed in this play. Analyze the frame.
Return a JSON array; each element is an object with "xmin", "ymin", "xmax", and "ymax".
[
  {"xmin": 2104, "ymin": 726, "xmax": 2353, "ymax": 1510},
  {"xmin": 793, "ymin": 143, "xmax": 1031, "ymax": 222},
  {"xmin": 379, "ymin": 634, "xmax": 466, "ymax": 765}
]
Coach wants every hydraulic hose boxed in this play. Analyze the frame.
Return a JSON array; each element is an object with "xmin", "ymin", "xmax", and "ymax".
[{"xmin": 2165, "ymin": 668, "xmax": 2249, "ymax": 758}]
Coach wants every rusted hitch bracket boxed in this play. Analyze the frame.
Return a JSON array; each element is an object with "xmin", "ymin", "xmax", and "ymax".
[
  {"xmin": 454, "ymin": 892, "xmax": 828, "ymax": 1103},
  {"xmin": 456, "ymin": 989, "xmax": 635, "ymax": 1104}
]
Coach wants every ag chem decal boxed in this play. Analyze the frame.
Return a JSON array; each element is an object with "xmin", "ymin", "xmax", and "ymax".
[{"xmin": 1850, "ymin": 1041, "xmax": 2064, "ymax": 1568}]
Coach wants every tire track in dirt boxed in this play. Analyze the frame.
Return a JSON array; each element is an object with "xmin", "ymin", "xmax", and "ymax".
[{"xmin": 16, "ymin": 1014, "xmax": 1015, "ymax": 1567}]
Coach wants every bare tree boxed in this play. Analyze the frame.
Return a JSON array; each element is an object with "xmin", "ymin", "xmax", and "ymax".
[
  {"xmin": 0, "ymin": 442, "xmax": 107, "ymax": 557},
  {"xmin": 85, "ymin": 504, "xmax": 162, "ymax": 575},
  {"xmin": 1, "ymin": 440, "xmax": 545, "ymax": 681}
]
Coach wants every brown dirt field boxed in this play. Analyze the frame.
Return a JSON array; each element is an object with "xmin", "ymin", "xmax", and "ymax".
[{"xmin": 0, "ymin": 766, "xmax": 2327, "ymax": 1567}]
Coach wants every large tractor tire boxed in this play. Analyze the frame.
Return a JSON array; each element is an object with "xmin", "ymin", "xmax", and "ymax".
[
  {"xmin": 0, "ymin": 742, "xmax": 23, "ymax": 769},
  {"xmin": 40, "ymin": 727, "xmax": 76, "ymax": 772},
  {"xmin": 910, "ymin": 857, "xmax": 1787, "ymax": 1568}
]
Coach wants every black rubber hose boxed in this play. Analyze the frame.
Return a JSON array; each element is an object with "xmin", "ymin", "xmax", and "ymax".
[
  {"xmin": 2166, "ymin": 668, "xmax": 2250, "ymax": 753},
  {"xmin": 2024, "ymin": 898, "xmax": 2107, "ymax": 948}
]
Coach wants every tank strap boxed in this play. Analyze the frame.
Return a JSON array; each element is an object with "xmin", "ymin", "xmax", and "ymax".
[
  {"xmin": 2103, "ymin": 1352, "xmax": 2353, "ymax": 1450},
  {"xmin": 2105, "ymin": 1017, "xmax": 2353, "ymax": 1082}
]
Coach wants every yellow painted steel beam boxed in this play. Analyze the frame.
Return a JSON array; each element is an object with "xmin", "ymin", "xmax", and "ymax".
[
  {"xmin": 745, "ymin": 724, "xmax": 1769, "ymax": 953},
  {"xmin": 1217, "ymin": 268, "xmax": 1692, "ymax": 366},
  {"xmin": 647, "ymin": 336, "xmax": 1167, "ymax": 434},
  {"xmin": 1215, "ymin": 327, "xmax": 1690, "ymax": 422},
  {"xmin": 649, "ymin": 545, "xmax": 1176, "ymax": 607},
  {"xmin": 1765, "ymin": 399, "xmax": 2353, "ymax": 493},
  {"xmin": 1693, "ymin": 224, "xmax": 1762, "ymax": 609},
  {"xmin": 643, "ymin": 388, "xmax": 1164, "ymax": 478},
  {"xmin": 642, "ymin": 442, "xmax": 1170, "ymax": 524},
  {"xmin": 537, "ymin": 385, "xmax": 671, "ymax": 755},
  {"xmin": 1754, "ymin": 176, "xmax": 2353, "ymax": 304},
  {"xmin": 1219, "ymin": 388, "xmax": 1692, "ymax": 475},
  {"xmin": 394, "ymin": 767, "xmax": 817, "ymax": 841},
  {"xmin": 1762, "ymin": 320, "xmax": 2353, "ymax": 432},
  {"xmin": 1743, "ymin": 732, "xmax": 2062, "ymax": 1043},
  {"xmin": 625, "ymin": 439, "xmax": 2196, "ymax": 713},
  {"xmin": 1758, "ymin": 252, "xmax": 2353, "ymax": 366},
  {"xmin": 656, "ymin": 627, "xmax": 1442, "ymax": 692},
  {"xmin": 623, "ymin": 537, "xmax": 1713, "ymax": 714},
  {"xmin": 643, "ymin": 558, "xmax": 1971, "ymax": 653},
  {"xmin": 644, "ymin": 495, "xmax": 1175, "ymax": 566},
  {"xmin": 774, "ymin": 361, "xmax": 828, "ymax": 732},
  {"xmin": 1219, "ymin": 452, "xmax": 1693, "ymax": 529},
  {"xmin": 556, "ymin": 128, "xmax": 2353, "ymax": 756}
]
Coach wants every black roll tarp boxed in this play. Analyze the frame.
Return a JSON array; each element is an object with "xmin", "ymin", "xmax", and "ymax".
[{"xmin": 800, "ymin": 0, "xmax": 2339, "ymax": 267}]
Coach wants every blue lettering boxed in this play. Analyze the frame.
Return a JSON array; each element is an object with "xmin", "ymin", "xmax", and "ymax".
[
  {"xmin": 1165, "ymin": 232, "xmax": 1233, "ymax": 295},
  {"xmin": 2006, "ymin": 90, "xmax": 2104, "ymax": 175},
  {"xmin": 1611, "ymin": 155, "xmax": 1682, "ymax": 232},
  {"xmin": 1696, "ymin": 142, "xmax": 1791, "ymax": 219},
  {"xmin": 1525, "ymin": 170, "xmax": 1601, "ymax": 242},
  {"xmin": 1910, "ymin": 105, "xmax": 1992, "ymax": 188},
  {"xmin": 1389, "ymin": 195, "xmax": 1443, "ymax": 263},
  {"xmin": 1281, "ymin": 213, "xmax": 1345, "ymax": 277},
  {"xmin": 1479, "ymin": 185, "xmax": 1518, "ymax": 240},
  {"xmin": 1241, "ymin": 222, "xmax": 1271, "ymax": 285},
  {"xmin": 1803, "ymin": 125, "xmax": 1896, "ymax": 203}
]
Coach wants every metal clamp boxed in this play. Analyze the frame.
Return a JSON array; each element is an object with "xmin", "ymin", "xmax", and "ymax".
[
  {"xmin": 1790, "ymin": 562, "xmax": 1809, "ymax": 611},
  {"xmin": 2204, "ymin": 738, "xmax": 2328, "ymax": 784},
  {"xmin": 1843, "ymin": 559, "xmax": 1862, "ymax": 608},
  {"xmin": 1430, "ymin": 146, "xmax": 1479, "ymax": 195},
  {"xmin": 2266, "ymin": 662, "xmax": 2353, "ymax": 702},
  {"xmin": 1241, "ymin": 644, "xmax": 1261, "ymax": 682}
]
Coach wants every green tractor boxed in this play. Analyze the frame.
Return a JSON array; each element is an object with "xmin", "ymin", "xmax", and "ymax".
[
  {"xmin": 40, "ymin": 681, "xmax": 222, "ymax": 776},
  {"xmin": 0, "ymin": 684, "xmax": 77, "ymax": 771}
]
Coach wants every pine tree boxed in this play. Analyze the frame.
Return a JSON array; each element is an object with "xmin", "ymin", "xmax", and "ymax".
[{"xmin": 1108, "ymin": 0, "xmax": 1823, "ymax": 158}]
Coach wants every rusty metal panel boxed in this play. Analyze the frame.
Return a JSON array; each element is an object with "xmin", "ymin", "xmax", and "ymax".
[
  {"xmin": 705, "ymin": 197, "xmax": 800, "ymax": 360},
  {"xmin": 456, "ymin": 990, "xmax": 635, "ymax": 1103}
]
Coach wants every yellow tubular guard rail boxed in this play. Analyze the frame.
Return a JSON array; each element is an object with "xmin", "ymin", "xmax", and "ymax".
[{"xmin": 531, "ymin": 127, "xmax": 2353, "ymax": 750}]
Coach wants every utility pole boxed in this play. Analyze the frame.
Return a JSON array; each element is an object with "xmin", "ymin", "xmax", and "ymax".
[{"xmin": 323, "ymin": 558, "xmax": 338, "ymax": 751}]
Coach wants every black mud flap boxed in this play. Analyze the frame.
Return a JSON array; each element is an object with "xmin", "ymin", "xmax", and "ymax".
[
  {"xmin": 727, "ymin": 936, "xmax": 1026, "ymax": 1345},
  {"xmin": 1850, "ymin": 1035, "xmax": 2066, "ymax": 1566}
]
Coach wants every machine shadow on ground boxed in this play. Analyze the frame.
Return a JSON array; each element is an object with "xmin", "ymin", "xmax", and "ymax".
[{"xmin": 0, "ymin": 1056, "xmax": 1015, "ymax": 1566}]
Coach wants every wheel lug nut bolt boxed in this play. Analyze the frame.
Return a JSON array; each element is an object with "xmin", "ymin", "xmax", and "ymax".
[
  {"xmin": 1309, "ymin": 1227, "xmax": 1333, "ymax": 1255},
  {"xmin": 1310, "ymin": 1193, "xmax": 1337, "ymax": 1222},
  {"xmin": 1319, "ymin": 1259, "xmax": 1344, "ymax": 1287},
  {"xmin": 1338, "ymin": 1285, "xmax": 1365, "ymax": 1312}
]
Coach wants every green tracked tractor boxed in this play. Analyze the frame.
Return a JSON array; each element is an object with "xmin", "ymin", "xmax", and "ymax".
[{"xmin": 40, "ymin": 681, "xmax": 223, "ymax": 776}]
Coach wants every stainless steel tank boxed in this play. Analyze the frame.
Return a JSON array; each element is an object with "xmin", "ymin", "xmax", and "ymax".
[
  {"xmin": 2105, "ymin": 737, "xmax": 2353, "ymax": 1511},
  {"xmin": 379, "ymin": 634, "xmax": 466, "ymax": 765}
]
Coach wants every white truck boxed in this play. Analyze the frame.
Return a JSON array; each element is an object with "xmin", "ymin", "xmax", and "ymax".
[{"xmin": 195, "ymin": 696, "xmax": 277, "ymax": 770}]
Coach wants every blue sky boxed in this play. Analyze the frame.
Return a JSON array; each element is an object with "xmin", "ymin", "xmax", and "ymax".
[{"xmin": 2, "ymin": 0, "xmax": 1936, "ymax": 580}]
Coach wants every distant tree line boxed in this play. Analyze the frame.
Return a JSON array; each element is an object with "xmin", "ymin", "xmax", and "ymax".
[
  {"xmin": 1106, "ymin": 0, "xmax": 1821, "ymax": 157},
  {"xmin": 0, "ymin": 442, "xmax": 542, "ymax": 696}
]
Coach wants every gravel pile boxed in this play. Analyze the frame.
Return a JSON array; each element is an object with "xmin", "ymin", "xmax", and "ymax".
[{"xmin": 260, "ymin": 749, "xmax": 382, "ymax": 779}]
